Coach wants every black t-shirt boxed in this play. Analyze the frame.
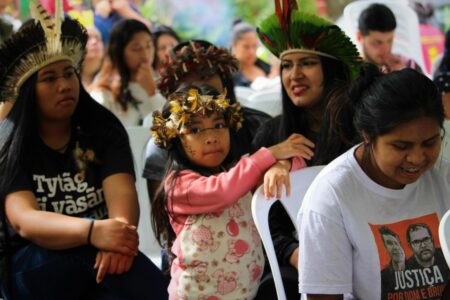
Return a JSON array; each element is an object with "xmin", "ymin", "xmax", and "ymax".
[{"xmin": 4, "ymin": 123, "xmax": 134, "ymax": 253}]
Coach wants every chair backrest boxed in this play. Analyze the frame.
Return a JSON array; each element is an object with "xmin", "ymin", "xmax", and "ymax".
[
  {"xmin": 342, "ymin": 0, "xmax": 427, "ymax": 75},
  {"xmin": 244, "ymin": 89, "xmax": 282, "ymax": 117},
  {"xmin": 439, "ymin": 209, "xmax": 450, "ymax": 268},
  {"xmin": 126, "ymin": 126, "xmax": 162, "ymax": 268},
  {"xmin": 251, "ymin": 165, "xmax": 324, "ymax": 300}
]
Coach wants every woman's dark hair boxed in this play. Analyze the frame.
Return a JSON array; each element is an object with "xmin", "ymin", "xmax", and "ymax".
[
  {"xmin": 107, "ymin": 19, "xmax": 152, "ymax": 111},
  {"xmin": 150, "ymin": 83, "xmax": 240, "ymax": 268},
  {"xmin": 279, "ymin": 55, "xmax": 354, "ymax": 165},
  {"xmin": 230, "ymin": 20, "xmax": 256, "ymax": 45},
  {"xmin": 0, "ymin": 72, "xmax": 127, "ymax": 293},
  {"xmin": 350, "ymin": 64, "xmax": 444, "ymax": 141},
  {"xmin": 151, "ymin": 24, "xmax": 181, "ymax": 70}
]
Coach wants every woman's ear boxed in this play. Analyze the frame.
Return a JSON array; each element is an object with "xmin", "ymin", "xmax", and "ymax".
[{"xmin": 362, "ymin": 131, "xmax": 371, "ymax": 145}]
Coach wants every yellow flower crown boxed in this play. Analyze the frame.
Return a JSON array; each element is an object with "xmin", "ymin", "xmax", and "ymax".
[{"xmin": 151, "ymin": 88, "xmax": 243, "ymax": 149}]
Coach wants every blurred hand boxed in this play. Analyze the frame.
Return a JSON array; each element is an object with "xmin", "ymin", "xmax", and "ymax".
[
  {"xmin": 94, "ymin": 0, "xmax": 112, "ymax": 17},
  {"xmin": 268, "ymin": 133, "xmax": 315, "ymax": 161},
  {"xmin": 263, "ymin": 160, "xmax": 291, "ymax": 199},
  {"xmin": 95, "ymin": 250, "xmax": 135, "ymax": 283},
  {"xmin": 382, "ymin": 53, "xmax": 407, "ymax": 73},
  {"xmin": 135, "ymin": 62, "xmax": 156, "ymax": 96},
  {"xmin": 90, "ymin": 219, "xmax": 139, "ymax": 256}
]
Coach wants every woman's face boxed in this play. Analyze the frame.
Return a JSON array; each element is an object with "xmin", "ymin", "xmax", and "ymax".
[
  {"xmin": 124, "ymin": 31, "xmax": 154, "ymax": 72},
  {"xmin": 35, "ymin": 60, "xmax": 80, "ymax": 122},
  {"xmin": 232, "ymin": 31, "xmax": 259, "ymax": 66},
  {"xmin": 364, "ymin": 116, "xmax": 442, "ymax": 189},
  {"xmin": 155, "ymin": 34, "xmax": 179, "ymax": 67},
  {"xmin": 281, "ymin": 52, "xmax": 324, "ymax": 108},
  {"xmin": 182, "ymin": 74, "xmax": 224, "ymax": 94},
  {"xmin": 180, "ymin": 111, "xmax": 230, "ymax": 170},
  {"xmin": 86, "ymin": 27, "xmax": 104, "ymax": 60}
]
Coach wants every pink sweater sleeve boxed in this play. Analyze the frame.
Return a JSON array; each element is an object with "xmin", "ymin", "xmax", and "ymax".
[{"xmin": 165, "ymin": 148, "xmax": 276, "ymax": 216}]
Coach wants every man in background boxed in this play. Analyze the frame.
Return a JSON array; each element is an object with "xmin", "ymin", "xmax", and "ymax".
[{"xmin": 357, "ymin": 3, "xmax": 422, "ymax": 73}]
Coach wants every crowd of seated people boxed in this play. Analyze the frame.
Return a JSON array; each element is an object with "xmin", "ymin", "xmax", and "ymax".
[{"xmin": 0, "ymin": 0, "xmax": 450, "ymax": 299}]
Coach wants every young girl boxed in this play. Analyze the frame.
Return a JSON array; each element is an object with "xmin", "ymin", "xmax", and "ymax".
[{"xmin": 150, "ymin": 84, "xmax": 306, "ymax": 299}]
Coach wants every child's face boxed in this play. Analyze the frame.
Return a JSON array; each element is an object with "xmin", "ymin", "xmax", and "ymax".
[{"xmin": 180, "ymin": 111, "xmax": 230, "ymax": 170}]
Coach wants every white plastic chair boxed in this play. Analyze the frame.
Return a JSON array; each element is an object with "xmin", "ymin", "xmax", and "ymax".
[
  {"xmin": 242, "ymin": 89, "xmax": 282, "ymax": 117},
  {"xmin": 126, "ymin": 126, "xmax": 162, "ymax": 268},
  {"xmin": 439, "ymin": 209, "xmax": 450, "ymax": 268},
  {"xmin": 234, "ymin": 86, "xmax": 255, "ymax": 103},
  {"xmin": 342, "ymin": 0, "xmax": 427, "ymax": 76},
  {"xmin": 251, "ymin": 165, "xmax": 324, "ymax": 300}
]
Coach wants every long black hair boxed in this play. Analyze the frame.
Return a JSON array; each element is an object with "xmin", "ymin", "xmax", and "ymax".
[
  {"xmin": 150, "ymin": 83, "xmax": 240, "ymax": 265},
  {"xmin": 279, "ymin": 55, "xmax": 356, "ymax": 165},
  {"xmin": 108, "ymin": 19, "xmax": 153, "ymax": 111}
]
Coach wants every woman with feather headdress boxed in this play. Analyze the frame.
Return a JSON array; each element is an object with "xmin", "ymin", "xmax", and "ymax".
[
  {"xmin": 252, "ymin": 0, "xmax": 362, "ymax": 298},
  {"xmin": 0, "ymin": 1, "xmax": 168, "ymax": 299}
]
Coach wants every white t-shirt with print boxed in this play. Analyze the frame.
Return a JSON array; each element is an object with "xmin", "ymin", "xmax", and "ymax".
[{"xmin": 298, "ymin": 145, "xmax": 450, "ymax": 300}]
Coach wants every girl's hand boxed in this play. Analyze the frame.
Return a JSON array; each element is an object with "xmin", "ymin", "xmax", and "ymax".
[
  {"xmin": 264, "ymin": 160, "xmax": 291, "ymax": 199},
  {"xmin": 268, "ymin": 133, "xmax": 315, "ymax": 161},
  {"xmin": 135, "ymin": 63, "xmax": 156, "ymax": 96},
  {"xmin": 94, "ymin": 250, "xmax": 135, "ymax": 283},
  {"xmin": 90, "ymin": 219, "xmax": 139, "ymax": 256}
]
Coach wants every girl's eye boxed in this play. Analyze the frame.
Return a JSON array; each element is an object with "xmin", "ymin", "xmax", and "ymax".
[
  {"xmin": 64, "ymin": 70, "xmax": 75, "ymax": 78},
  {"xmin": 190, "ymin": 127, "xmax": 202, "ymax": 134},
  {"xmin": 215, "ymin": 123, "xmax": 226, "ymax": 129}
]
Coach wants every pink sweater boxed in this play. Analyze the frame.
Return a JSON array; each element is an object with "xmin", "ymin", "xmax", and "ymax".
[{"xmin": 164, "ymin": 148, "xmax": 306, "ymax": 298}]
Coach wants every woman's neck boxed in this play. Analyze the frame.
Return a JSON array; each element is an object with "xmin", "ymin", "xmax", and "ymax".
[
  {"xmin": 39, "ymin": 119, "xmax": 72, "ymax": 152},
  {"xmin": 305, "ymin": 105, "xmax": 323, "ymax": 133}
]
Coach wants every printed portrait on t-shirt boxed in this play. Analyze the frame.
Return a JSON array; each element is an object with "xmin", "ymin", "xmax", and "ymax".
[{"xmin": 370, "ymin": 214, "xmax": 450, "ymax": 300}]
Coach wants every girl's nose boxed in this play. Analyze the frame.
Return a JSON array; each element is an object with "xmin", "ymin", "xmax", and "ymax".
[{"xmin": 204, "ymin": 131, "xmax": 218, "ymax": 144}]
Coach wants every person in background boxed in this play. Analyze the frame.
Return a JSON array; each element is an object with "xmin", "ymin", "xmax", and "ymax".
[
  {"xmin": 91, "ymin": 19, "xmax": 165, "ymax": 127},
  {"xmin": 298, "ymin": 64, "xmax": 450, "ymax": 299},
  {"xmin": 151, "ymin": 24, "xmax": 181, "ymax": 76},
  {"xmin": 253, "ymin": 1, "xmax": 362, "ymax": 297},
  {"xmin": 357, "ymin": 3, "xmax": 422, "ymax": 73},
  {"xmin": 0, "ymin": 3, "xmax": 168, "ymax": 299},
  {"xmin": 80, "ymin": 26, "xmax": 104, "ymax": 93},
  {"xmin": 93, "ymin": 0, "xmax": 151, "ymax": 45},
  {"xmin": 434, "ymin": 28, "xmax": 450, "ymax": 161},
  {"xmin": 231, "ymin": 19, "xmax": 272, "ymax": 87},
  {"xmin": 150, "ymin": 83, "xmax": 305, "ymax": 299}
]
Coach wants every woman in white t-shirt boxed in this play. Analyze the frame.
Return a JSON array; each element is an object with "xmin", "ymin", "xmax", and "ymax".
[
  {"xmin": 91, "ymin": 19, "xmax": 165, "ymax": 127},
  {"xmin": 298, "ymin": 64, "xmax": 450, "ymax": 300}
]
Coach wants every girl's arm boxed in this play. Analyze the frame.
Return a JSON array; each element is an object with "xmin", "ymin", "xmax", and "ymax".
[
  {"xmin": 167, "ymin": 148, "xmax": 276, "ymax": 215},
  {"xmin": 4, "ymin": 190, "xmax": 138, "ymax": 255}
]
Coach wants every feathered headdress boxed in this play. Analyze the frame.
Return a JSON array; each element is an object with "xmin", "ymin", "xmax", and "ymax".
[
  {"xmin": 0, "ymin": 0, "xmax": 87, "ymax": 103},
  {"xmin": 151, "ymin": 88, "xmax": 243, "ymax": 149},
  {"xmin": 257, "ymin": 0, "xmax": 361, "ymax": 79},
  {"xmin": 158, "ymin": 41, "xmax": 239, "ymax": 98}
]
